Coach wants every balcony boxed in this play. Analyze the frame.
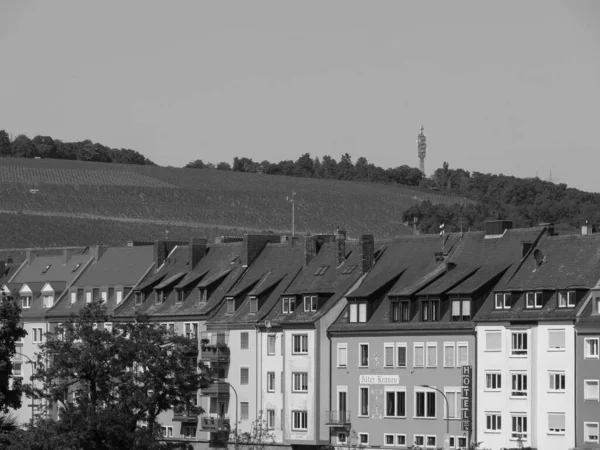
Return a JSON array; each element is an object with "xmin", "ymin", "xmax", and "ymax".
[
  {"xmin": 173, "ymin": 405, "xmax": 200, "ymax": 422},
  {"xmin": 201, "ymin": 415, "xmax": 230, "ymax": 432},
  {"xmin": 200, "ymin": 382, "xmax": 230, "ymax": 397},
  {"xmin": 326, "ymin": 410, "xmax": 351, "ymax": 426},
  {"xmin": 200, "ymin": 344, "xmax": 230, "ymax": 363}
]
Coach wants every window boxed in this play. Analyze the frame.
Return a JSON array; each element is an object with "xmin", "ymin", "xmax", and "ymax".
[
  {"xmin": 249, "ymin": 296, "xmax": 258, "ymax": 313},
  {"xmin": 396, "ymin": 343, "xmax": 407, "ymax": 368},
  {"xmin": 161, "ymin": 426, "xmax": 173, "ymax": 437},
  {"xmin": 86, "ymin": 291, "xmax": 92, "ymax": 304},
  {"xmin": 391, "ymin": 301, "xmax": 410, "ymax": 322},
  {"xmin": 511, "ymin": 414, "xmax": 527, "ymax": 440},
  {"xmin": 584, "ymin": 380, "xmax": 599, "ymax": 400},
  {"xmin": 525, "ymin": 291, "xmax": 543, "ymax": 309},
  {"xmin": 359, "ymin": 344, "xmax": 369, "ymax": 367},
  {"xmin": 548, "ymin": 413, "xmax": 565, "ymax": 434},
  {"xmin": 337, "ymin": 433, "xmax": 347, "ymax": 445},
  {"xmin": 32, "ymin": 327, "xmax": 43, "ymax": 343},
  {"xmin": 70, "ymin": 292, "xmax": 76, "ymax": 304},
  {"xmin": 444, "ymin": 388, "xmax": 460, "ymax": 419},
  {"xmin": 426, "ymin": 343, "xmax": 437, "ymax": 368},
  {"xmin": 414, "ymin": 343, "xmax": 424, "ymax": 368},
  {"xmin": 349, "ymin": 303, "xmax": 357, "ymax": 322},
  {"xmin": 342, "ymin": 265, "xmax": 357, "ymax": 274},
  {"xmin": 451, "ymin": 299, "xmax": 471, "ymax": 321},
  {"xmin": 594, "ymin": 297, "xmax": 600, "ymax": 315},
  {"xmin": 267, "ymin": 372, "xmax": 275, "ymax": 392},
  {"xmin": 337, "ymin": 343, "xmax": 347, "ymax": 367},
  {"xmin": 384, "ymin": 344, "xmax": 394, "ymax": 367},
  {"xmin": 485, "ymin": 331, "xmax": 502, "ymax": 351},
  {"xmin": 457, "ymin": 437, "xmax": 467, "ymax": 448},
  {"xmin": 303, "ymin": 295, "xmax": 317, "ymax": 312},
  {"xmin": 104, "ymin": 322, "xmax": 112, "ymax": 333},
  {"xmin": 267, "ymin": 410, "xmax": 275, "ymax": 429},
  {"xmin": 420, "ymin": 300, "xmax": 440, "ymax": 322},
  {"xmin": 292, "ymin": 411, "xmax": 307, "ymax": 430},
  {"xmin": 415, "ymin": 388, "xmax": 436, "ymax": 418},
  {"xmin": 42, "ymin": 264, "xmax": 51, "ymax": 274},
  {"xmin": 558, "ymin": 291, "xmax": 576, "ymax": 308},
  {"xmin": 414, "ymin": 436, "xmax": 424, "ymax": 446},
  {"xmin": 426, "ymin": 436, "xmax": 436, "ymax": 448},
  {"xmin": 241, "ymin": 402, "xmax": 249, "ymax": 420},
  {"xmin": 134, "ymin": 292, "xmax": 143, "ymax": 306},
  {"xmin": 585, "ymin": 338, "xmax": 599, "ymax": 358},
  {"xmin": 72, "ymin": 263, "xmax": 81, "ymax": 272},
  {"xmin": 116, "ymin": 291, "xmax": 123, "ymax": 304},
  {"xmin": 585, "ymin": 422, "xmax": 599, "ymax": 443},
  {"xmin": 359, "ymin": 387, "xmax": 369, "ymax": 416},
  {"xmin": 21, "ymin": 296, "xmax": 31, "ymax": 309},
  {"xmin": 486, "ymin": 372, "xmax": 502, "ymax": 391},
  {"xmin": 548, "ymin": 329, "xmax": 565, "ymax": 350},
  {"xmin": 43, "ymin": 294, "xmax": 54, "ymax": 308},
  {"xmin": 184, "ymin": 322, "xmax": 198, "ymax": 339},
  {"xmin": 396, "ymin": 435, "xmax": 406, "ymax": 446},
  {"xmin": 182, "ymin": 425, "xmax": 196, "ymax": 438},
  {"xmin": 155, "ymin": 291, "xmax": 164, "ymax": 305},
  {"xmin": 12, "ymin": 363, "xmax": 22, "ymax": 377},
  {"xmin": 226, "ymin": 297, "xmax": 235, "ymax": 313},
  {"xmin": 358, "ymin": 303, "xmax": 367, "ymax": 322},
  {"xmin": 292, "ymin": 372, "xmax": 308, "ymax": 392},
  {"xmin": 384, "ymin": 434, "xmax": 394, "ymax": 446},
  {"xmin": 548, "ymin": 372, "xmax": 565, "ymax": 392},
  {"xmin": 174, "ymin": 289, "xmax": 183, "ymax": 303},
  {"xmin": 384, "ymin": 388, "xmax": 406, "ymax": 417},
  {"xmin": 240, "ymin": 367, "xmax": 249, "ymax": 385},
  {"xmin": 457, "ymin": 342, "xmax": 468, "ymax": 366},
  {"xmin": 100, "ymin": 291, "xmax": 107, "ymax": 304},
  {"xmin": 495, "ymin": 292, "xmax": 511, "ymax": 309},
  {"xmin": 267, "ymin": 335, "xmax": 276, "ymax": 355},
  {"xmin": 444, "ymin": 343, "xmax": 455, "ymax": 367},
  {"xmin": 486, "ymin": 413, "xmax": 502, "ymax": 432},
  {"xmin": 359, "ymin": 434, "xmax": 369, "ymax": 445},
  {"xmin": 314, "ymin": 266, "xmax": 329, "ymax": 276},
  {"xmin": 511, "ymin": 373, "xmax": 527, "ymax": 397},
  {"xmin": 241, "ymin": 332, "xmax": 249, "ymax": 349},
  {"xmin": 292, "ymin": 334, "xmax": 308, "ymax": 354},
  {"xmin": 511, "ymin": 331, "xmax": 528, "ymax": 356}
]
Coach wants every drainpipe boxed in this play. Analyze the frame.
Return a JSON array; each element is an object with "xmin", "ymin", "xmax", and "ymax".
[{"xmin": 254, "ymin": 324, "xmax": 261, "ymax": 424}]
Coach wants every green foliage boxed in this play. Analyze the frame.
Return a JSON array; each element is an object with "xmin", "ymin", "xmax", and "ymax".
[
  {"xmin": 0, "ymin": 297, "xmax": 27, "ymax": 412},
  {"xmin": 0, "ymin": 130, "xmax": 11, "ymax": 157}
]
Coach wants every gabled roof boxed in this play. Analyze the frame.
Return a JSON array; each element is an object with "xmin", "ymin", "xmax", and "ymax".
[{"xmin": 42, "ymin": 281, "xmax": 67, "ymax": 293}]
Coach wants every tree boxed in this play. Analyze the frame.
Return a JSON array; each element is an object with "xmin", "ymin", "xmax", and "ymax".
[
  {"xmin": 321, "ymin": 155, "xmax": 337, "ymax": 178},
  {"xmin": 184, "ymin": 159, "xmax": 207, "ymax": 169},
  {"xmin": 216, "ymin": 162, "xmax": 231, "ymax": 171},
  {"xmin": 295, "ymin": 153, "xmax": 314, "ymax": 177},
  {"xmin": 0, "ymin": 130, "xmax": 11, "ymax": 157},
  {"xmin": 27, "ymin": 302, "xmax": 210, "ymax": 449},
  {"xmin": 10, "ymin": 135, "xmax": 37, "ymax": 158},
  {"xmin": 321, "ymin": 429, "xmax": 364, "ymax": 450},
  {"xmin": 0, "ymin": 297, "xmax": 27, "ymax": 413},
  {"xmin": 235, "ymin": 411, "xmax": 275, "ymax": 450}
]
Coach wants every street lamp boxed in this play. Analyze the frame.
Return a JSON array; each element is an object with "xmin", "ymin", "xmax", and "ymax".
[
  {"xmin": 418, "ymin": 384, "xmax": 449, "ymax": 435},
  {"xmin": 215, "ymin": 380, "xmax": 238, "ymax": 449},
  {"xmin": 15, "ymin": 351, "xmax": 35, "ymax": 428}
]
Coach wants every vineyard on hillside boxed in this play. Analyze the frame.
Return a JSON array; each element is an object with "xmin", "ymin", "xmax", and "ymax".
[{"xmin": 0, "ymin": 157, "xmax": 472, "ymax": 248}]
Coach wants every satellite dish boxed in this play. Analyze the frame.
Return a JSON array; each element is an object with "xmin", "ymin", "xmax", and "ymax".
[
  {"xmin": 533, "ymin": 249, "xmax": 544, "ymax": 267},
  {"xmin": 265, "ymin": 320, "xmax": 272, "ymax": 329}
]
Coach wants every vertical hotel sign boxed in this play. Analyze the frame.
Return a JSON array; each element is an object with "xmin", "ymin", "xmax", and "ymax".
[{"xmin": 461, "ymin": 365, "xmax": 472, "ymax": 431}]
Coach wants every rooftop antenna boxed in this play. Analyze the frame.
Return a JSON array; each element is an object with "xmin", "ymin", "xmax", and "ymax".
[
  {"xmin": 417, "ymin": 126, "xmax": 427, "ymax": 175},
  {"xmin": 439, "ymin": 223, "xmax": 445, "ymax": 251},
  {"xmin": 286, "ymin": 192, "xmax": 296, "ymax": 237}
]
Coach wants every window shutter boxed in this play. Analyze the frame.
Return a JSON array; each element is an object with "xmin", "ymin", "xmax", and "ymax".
[
  {"xmin": 548, "ymin": 330, "xmax": 565, "ymax": 349},
  {"xmin": 586, "ymin": 381, "xmax": 599, "ymax": 399},
  {"xmin": 349, "ymin": 304, "xmax": 357, "ymax": 322},
  {"xmin": 240, "ymin": 368, "xmax": 249, "ymax": 385},
  {"xmin": 462, "ymin": 300, "xmax": 471, "ymax": 316},
  {"xmin": 385, "ymin": 346, "xmax": 394, "ymax": 366},
  {"xmin": 358, "ymin": 303, "xmax": 367, "ymax": 322},
  {"xmin": 241, "ymin": 332, "xmax": 249, "ymax": 349},
  {"xmin": 486, "ymin": 331, "xmax": 501, "ymax": 351},
  {"xmin": 548, "ymin": 413, "xmax": 564, "ymax": 430},
  {"xmin": 415, "ymin": 346, "xmax": 424, "ymax": 367},
  {"xmin": 241, "ymin": 402, "xmax": 249, "ymax": 420},
  {"xmin": 444, "ymin": 345, "xmax": 454, "ymax": 367},
  {"xmin": 452, "ymin": 300, "xmax": 460, "ymax": 315},
  {"xmin": 447, "ymin": 391, "xmax": 457, "ymax": 418},
  {"xmin": 458, "ymin": 344, "xmax": 468, "ymax": 366},
  {"xmin": 339, "ymin": 346, "xmax": 347, "ymax": 366},
  {"xmin": 427, "ymin": 345, "xmax": 437, "ymax": 367}
]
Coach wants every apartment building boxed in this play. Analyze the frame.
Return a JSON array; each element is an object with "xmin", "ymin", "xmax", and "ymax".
[{"xmin": 474, "ymin": 232, "xmax": 600, "ymax": 450}]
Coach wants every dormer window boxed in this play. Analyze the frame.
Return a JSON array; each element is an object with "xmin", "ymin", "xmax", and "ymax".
[
  {"xmin": 155, "ymin": 291, "xmax": 164, "ymax": 306},
  {"xmin": 199, "ymin": 289, "xmax": 208, "ymax": 304},
  {"xmin": 176, "ymin": 290, "xmax": 184, "ymax": 304},
  {"xmin": 249, "ymin": 296, "xmax": 258, "ymax": 313},
  {"xmin": 72, "ymin": 263, "xmax": 81, "ymax": 272},
  {"xmin": 451, "ymin": 298, "xmax": 471, "ymax": 321},
  {"xmin": 282, "ymin": 296, "xmax": 296, "ymax": 314},
  {"xmin": 303, "ymin": 295, "xmax": 317, "ymax": 312},
  {"xmin": 349, "ymin": 302, "xmax": 367, "ymax": 323},
  {"xmin": 391, "ymin": 301, "xmax": 410, "ymax": 322},
  {"xmin": 42, "ymin": 265, "xmax": 51, "ymax": 274},
  {"xmin": 342, "ymin": 265, "xmax": 357, "ymax": 275},
  {"xmin": 226, "ymin": 297, "xmax": 235, "ymax": 314},
  {"xmin": 558, "ymin": 291, "xmax": 576, "ymax": 308},
  {"xmin": 100, "ymin": 291, "xmax": 107, "ymax": 304},
  {"xmin": 525, "ymin": 292, "xmax": 543, "ymax": 309},
  {"xmin": 135, "ymin": 292, "xmax": 144, "ymax": 306},
  {"xmin": 594, "ymin": 296, "xmax": 600, "ymax": 315},
  {"xmin": 313, "ymin": 266, "xmax": 329, "ymax": 276},
  {"xmin": 420, "ymin": 300, "xmax": 440, "ymax": 322},
  {"xmin": 43, "ymin": 294, "xmax": 54, "ymax": 308},
  {"xmin": 494, "ymin": 293, "xmax": 511, "ymax": 310},
  {"xmin": 70, "ymin": 292, "xmax": 77, "ymax": 304},
  {"xmin": 21, "ymin": 296, "xmax": 32, "ymax": 309}
]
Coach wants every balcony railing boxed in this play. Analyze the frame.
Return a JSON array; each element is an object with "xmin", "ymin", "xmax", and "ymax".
[
  {"xmin": 326, "ymin": 410, "xmax": 351, "ymax": 426},
  {"xmin": 200, "ymin": 415, "xmax": 230, "ymax": 432},
  {"xmin": 200, "ymin": 344, "xmax": 230, "ymax": 362},
  {"xmin": 200, "ymin": 382, "xmax": 230, "ymax": 397},
  {"xmin": 173, "ymin": 405, "xmax": 200, "ymax": 422}
]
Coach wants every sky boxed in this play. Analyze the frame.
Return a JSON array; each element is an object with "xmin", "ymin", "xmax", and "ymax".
[{"xmin": 1, "ymin": 1, "xmax": 599, "ymax": 192}]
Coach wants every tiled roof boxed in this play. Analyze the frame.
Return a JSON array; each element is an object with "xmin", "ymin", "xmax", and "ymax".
[{"xmin": 417, "ymin": 266, "xmax": 480, "ymax": 296}]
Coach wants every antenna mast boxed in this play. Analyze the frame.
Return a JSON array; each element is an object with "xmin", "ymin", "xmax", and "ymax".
[
  {"xmin": 286, "ymin": 192, "xmax": 297, "ymax": 237},
  {"xmin": 417, "ymin": 126, "xmax": 427, "ymax": 175}
]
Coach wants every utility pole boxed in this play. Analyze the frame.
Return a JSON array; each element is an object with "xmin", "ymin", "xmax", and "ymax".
[{"xmin": 286, "ymin": 192, "xmax": 296, "ymax": 237}]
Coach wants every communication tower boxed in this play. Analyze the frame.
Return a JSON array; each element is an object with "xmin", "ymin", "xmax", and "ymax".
[{"xmin": 417, "ymin": 126, "xmax": 426, "ymax": 175}]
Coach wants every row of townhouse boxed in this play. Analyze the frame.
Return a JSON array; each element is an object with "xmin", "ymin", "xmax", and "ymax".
[{"xmin": 2, "ymin": 222, "xmax": 600, "ymax": 450}]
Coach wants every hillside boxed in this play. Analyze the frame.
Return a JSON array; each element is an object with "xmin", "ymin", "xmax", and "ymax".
[{"xmin": 0, "ymin": 157, "xmax": 468, "ymax": 248}]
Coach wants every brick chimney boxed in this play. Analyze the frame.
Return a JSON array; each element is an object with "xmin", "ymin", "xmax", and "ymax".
[
  {"xmin": 0, "ymin": 261, "xmax": 5, "ymax": 278},
  {"xmin": 521, "ymin": 241, "xmax": 533, "ymax": 258},
  {"xmin": 92, "ymin": 245, "xmax": 108, "ymax": 262},
  {"xmin": 189, "ymin": 238, "xmax": 208, "ymax": 269},
  {"xmin": 26, "ymin": 250, "xmax": 35, "ymax": 265},
  {"xmin": 242, "ymin": 234, "xmax": 281, "ymax": 266},
  {"xmin": 153, "ymin": 240, "xmax": 186, "ymax": 268},
  {"xmin": 358, "ymin": 234, "xmax": 375, "ymax": 273},
  {"xmin": 335, "ymin": 228, "xmax": 347, "ymax": 264},
  {"xmin": 63, "ymin": 249, "xmax": 73, "ymax": 265}
]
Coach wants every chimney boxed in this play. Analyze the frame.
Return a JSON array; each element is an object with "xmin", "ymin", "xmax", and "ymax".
[
  {"xmin": 189, "ymin": 238, "xmax": 208, "ymax": 269},
  {"xmin": 26, "ymin": 250, "xmax": 35, "ymax": 265},
  {"xmin": 582, "ymin": 220, "xmax": 592, "ymax": 236},
  {"xmin": 485, "ymin": 220, "xmax": 513, "ymax": 236},
  {"xmin": 335, "ymin": 228, "xmax": 347, "ymax": 264},
  {"xmin": 153, "ymin": 240, "xmax": 185, "ymax": 268},
  {"xmin": 242, "ymin": 234, "xmax": 281, "ymax": 266},
  {"xmin": 92, "ymin": 245, "xmax": 108, "ymax": 262},
  {"xmin": 358, "ymin": 234, "xmax": 375, "ymax": 273},
  {"xmin": 63, "ymin": 249, "xmax": 73, "ymax": 265},
  {"xmin": 0, "ymin": 261, "xmax": 5, "ymax": 277},
  {"xmin": 521, "ymin": 241, "xmax": 533, "ymax": 258},
  {"xmin": 305, "ymin": 236, "xmax": 317, "ymax": 266}
]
